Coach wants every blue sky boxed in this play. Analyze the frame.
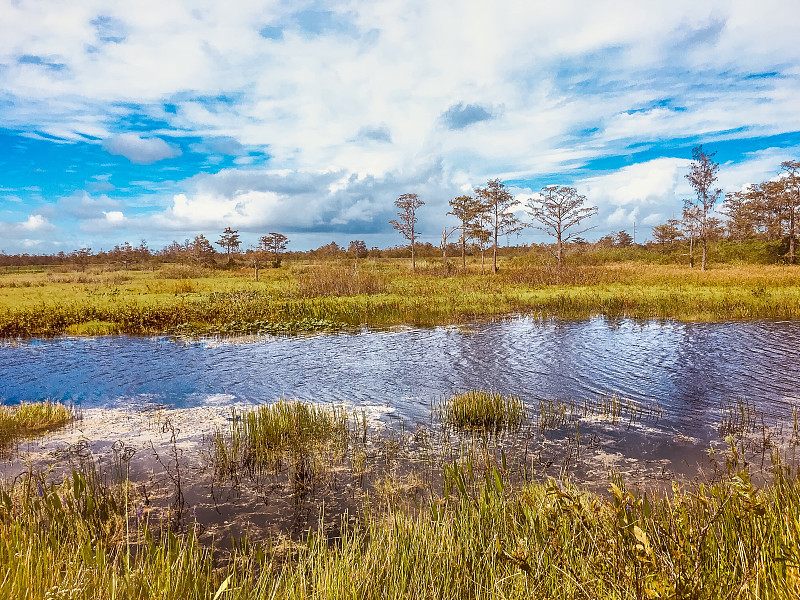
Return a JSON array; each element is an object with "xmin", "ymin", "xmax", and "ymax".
[{"xmin": 2, "ymin": 0, "xmax": 800, "ymax": 254}]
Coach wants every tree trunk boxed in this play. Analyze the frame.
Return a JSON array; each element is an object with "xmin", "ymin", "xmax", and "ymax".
[
  {"xmin": 688, "ymin": 236, "xmax": 694, "ymax": 268},
  {"xmin": 442, "ymin": 229, "xmax": 447, "ymax": 267},
  {"xmin": 790, "ymin": 208, "xmax": 796, "ymax": 264},
  {"xmin": 254, "ymin": 264, "xmax": 259, "ymax": 281},
  {"xmin": 556, "ymin": 234, "xmax": 563, "ymax": 266},
  {"xmin": 701, "ymin": 235, "xmax": 707, "ymax": 271}
]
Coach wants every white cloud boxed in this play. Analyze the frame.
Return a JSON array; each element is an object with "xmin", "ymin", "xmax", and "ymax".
[
  {"xmin": 102, "ymin": 134, "xmax": 181, "ymax": 164},
  {"xmin": 103, "ymin": 210, "xmax": 125, "ymax": 223},
  {"xmin": 0, "ymin": 214, "xmax": 55, "ymax": 240}
]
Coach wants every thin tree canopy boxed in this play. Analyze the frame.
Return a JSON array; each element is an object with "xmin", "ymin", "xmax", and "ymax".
[
  {"xmin": 526, "ymin": 185, "xmax": 597, "ymax": 265},
  {"xmin": 390, "ymin": 193, "xmax": 424, "ymax": 270}
]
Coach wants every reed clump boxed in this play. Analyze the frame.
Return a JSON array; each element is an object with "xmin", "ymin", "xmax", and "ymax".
[
  {"xmin": 0, "ymin": 401, "xmax": 74, "ymax": 449},
  {"xmin": 443, "ymin": 390, "xmax": 525, "ymax": 432},
  {"xmin": 213, "ymin": 400, "xmax": 349, "ymax": 488},
  {"xmin": 294, "ymin": 263, "xmax": 388, "ymax": 297}
]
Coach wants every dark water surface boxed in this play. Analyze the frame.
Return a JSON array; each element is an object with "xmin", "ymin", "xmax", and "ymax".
[{"xmin": 2, "ymin": 318, "xmax": 799, "ymax": 435}]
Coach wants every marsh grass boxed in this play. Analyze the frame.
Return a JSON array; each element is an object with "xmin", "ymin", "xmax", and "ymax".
[
  {"xmin": 213, "ymin": 400, "xmax": 350, "ymax": 491},
  {"xmin": 0, "ymin": 401, "xmax": 74, "ymax": 449},
  {"xmin": 3, "ymin": 261, "xmax": 800, "ymax": 337},
  {"xmin": 442, "ymin": 390, "xmax": 525, "ymax": 432},
  {"xmin": 2, "ymin": 447, "xmax": 800, "ymax": 598},
  {"xmin": 293, "ymin": 262, "xmax": 389, "ymax": 297}
]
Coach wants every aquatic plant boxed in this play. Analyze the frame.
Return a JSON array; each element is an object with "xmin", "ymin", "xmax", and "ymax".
[
  {"xmin": 443, "ymin": 390, "xmax": 525, "ymax": 432},
  {"xmin": 0, "ymin": 400, "xmax": 74, "ymax": 449},
  {"xmin": 213, "ymin": 400, "xmax": 349, "ymax": 490}
]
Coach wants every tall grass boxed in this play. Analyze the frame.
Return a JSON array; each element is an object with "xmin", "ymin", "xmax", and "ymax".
[
  {"xmin": 213, "ymin": 400, "xmax": 349, "ymax": 489},
  {"xmin": 2, "ymin": 454, "xmax": 799, "ymax": 598},
  {"xmin": 0, "ymin": 401, "xmax": 74, "ymax": 449},
  {"xmin": 442, "ymin": 390, "xmax": 525, "ymax": 432}
]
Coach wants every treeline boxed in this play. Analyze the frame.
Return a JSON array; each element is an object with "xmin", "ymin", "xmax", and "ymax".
[{"xmin": 2, "ymin": 149, "xmax": 798, "ymax": 270}]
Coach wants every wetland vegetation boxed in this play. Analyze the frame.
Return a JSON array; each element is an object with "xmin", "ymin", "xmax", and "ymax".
[
  {"xmin": 1, "ymin": 395, "xmax": 800, "ymax": 599},
  {"xmin": 2, "ymin": 243, "xmax": 800, "ymax": 338}
]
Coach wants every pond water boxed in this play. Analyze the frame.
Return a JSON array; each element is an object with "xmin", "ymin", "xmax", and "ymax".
[{"xmin": 2, "ymin": 317, "xmax": 799, "ymax": 438}]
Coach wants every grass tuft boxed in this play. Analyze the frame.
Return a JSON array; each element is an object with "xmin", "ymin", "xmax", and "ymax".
[
  {"xmin": 443, "ymin": 390, "xmax": 525, "ymax": 432},
  {"xmin": 0, "ymin": 400, "xmax": 75, "ymax": 449}
]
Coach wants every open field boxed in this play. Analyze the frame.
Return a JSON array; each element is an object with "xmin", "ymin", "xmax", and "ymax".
[{"xmin": 2, "ymin": 258, "xmax": 800, "ymax": 336}]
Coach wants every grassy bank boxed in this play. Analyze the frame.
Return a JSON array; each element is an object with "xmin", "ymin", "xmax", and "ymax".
[{"xmin": 1, "ymin": 260, "xmax": 800, "ymax": 336}]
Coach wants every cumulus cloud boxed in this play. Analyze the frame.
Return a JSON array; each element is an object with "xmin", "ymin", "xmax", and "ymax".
[
  {"xmin": 0, "ymin": 214, "xmax": 54, "ymax": 239},
  {"xmin": 102, "ymin": 134, "xmax": 181, "ymax": 164}
]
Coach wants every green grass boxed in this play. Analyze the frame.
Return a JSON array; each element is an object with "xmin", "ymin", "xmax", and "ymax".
[
  {"xmin": 0, "ymin": 401, "xmax": 74, "ymax": 449},
  {"xmin": 212, "ymin": 400, "xmax": 350, "ymax": 487},
  {"xmin": 2, "ymin": 454, "xmax": 800, "ymax": 598},
  {"xmin": 1, "ymin": 260, "xmax": 800, "ymax": 337},
  {"xmin": 443, "ymin": 390, "xmax": 525, "ymax": 432}
]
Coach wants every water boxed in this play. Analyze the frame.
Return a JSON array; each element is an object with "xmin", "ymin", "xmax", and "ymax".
[{"xmin": 2, "ymin": 317, "xmax": 800, "ymax": 437}]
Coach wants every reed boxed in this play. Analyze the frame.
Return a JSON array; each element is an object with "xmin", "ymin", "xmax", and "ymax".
[
  {"xmin": 443, "ymin": 390, "xmax": 525, "ymax": 432},
  {"xmin": 0, "ymin": 401, "xmax": 74, "ymax": 449},
  {"xmin": 212, "ymin": 400, "xmax": 349, "ymax": 488}
]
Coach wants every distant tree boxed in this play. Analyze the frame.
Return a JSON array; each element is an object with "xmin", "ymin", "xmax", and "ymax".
[
  {"xmin": 315, "ymin": 241, "xmax": 343, "ymax": 258},
  {"xmin": 448, "ymin": 194, "xmax": 483, "ymax": 268},
  {"xmin": 723, "ymin": 186, "xmax": 763, "ymax": 241},
  {"xmin": 614, "ymin": 230, "xmax": 633, "ymax": 247},
  {"xmin": 780, "ymin": 160, "xmax": 800, "ymax": 264},
  {"xmin": 259, "ymin": 232, "xmax": 289, "ymax": 267},
  {"xmin": 685, "ymin": 146, "xmax": 722, "ymax": 270},
  {"xmin": 71, "ymin": 248, "xmax": 92, "ymax": 271},
  {"xmin": 652, "ymin": 220, "xmax": 683, "ymax": 245},
  {"xmin": 526, "ymin": 185, "xmax": 598, "ymax": 265},
  {"xmin": 474, "ymin": 179, "xmax": 523, "ymax": 273},
  {"xmin": 348, "ymin": 240, "xmax": 368, "ymax": 259},
  {"xmin": 190, "ymin": 235, "xmax": 215, "ymax": 265},
  {"xmin": 111, "ymin": 241, "xmax": 135, "ymax": 269},
  {"xmin": 681, "ymin": 204, "xmax": 702, "ymax": 268},
  {"xmin": 216, "ymin": 227, "xmax": 241, "ymax": 262},
  {"xmin": 390, "ymin": 193, "xmax": 424, "ymax": 271}
]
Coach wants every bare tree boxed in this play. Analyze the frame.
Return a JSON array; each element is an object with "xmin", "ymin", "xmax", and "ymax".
[
  {"xmin": 685, "ymin": 146, "xmax": 722, "ymax": 271},
  {"xmin": 390, "ymin": 193, "xmax": 424, "ymax": 270},
  {"xmin": 474, "ymin": 179, "xmax": 523, "ymax": 273},
  {"xmin": 259, "ymin": 232, "xmax": 289, "ymax": 267},
  {"xmin": 681, "ymin": 205, "xmax": 703, "ymax": 268},
  {"xmin": 526, "ymin": 185, "xmax": 597, "ymax": 265},
  {"xmin": 448, "ymin": 194, "xmax": 483, "ymax": 269}
]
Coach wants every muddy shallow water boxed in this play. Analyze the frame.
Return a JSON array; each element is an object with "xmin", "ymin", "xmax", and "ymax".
[{"xmin": 2, "ymin": 317, "xmax": 799, "ymax": 542}]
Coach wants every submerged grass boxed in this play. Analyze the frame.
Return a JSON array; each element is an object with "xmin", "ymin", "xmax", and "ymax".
[{"xmin": 0, "ymin": 401, "xmax": 74, "ymax": 449}]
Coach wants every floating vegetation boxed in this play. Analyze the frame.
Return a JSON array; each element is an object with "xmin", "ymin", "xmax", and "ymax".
[
  {"xmin": 0, "ymin": 400, "xmax": 75, "ymax": 450},
  {"xmin": 442, "ymin": 390, "xmax": 525, "ymax": 432}
]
